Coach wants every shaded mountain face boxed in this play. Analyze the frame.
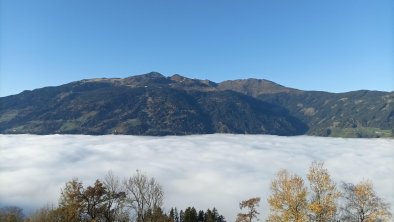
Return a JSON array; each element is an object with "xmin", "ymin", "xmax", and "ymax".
[
  {"xmin": 257, "ymin": 91, "xmax": 394, "ymax": 137},
  {"xmin": 0, "ymin": 72, "xmax": 392, "ymax": 137},
  {"xmin": 215, "ymin": 78, "xmax": 393, "ymax": 137},
  {"xmin": 0, "ymin": 73, "xmax": 307, "ymax": 136}
]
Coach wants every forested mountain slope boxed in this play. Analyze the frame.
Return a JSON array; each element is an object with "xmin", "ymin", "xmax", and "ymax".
[{"xmin": 1, "ymin": 72, "xmax": 392, "ymax": 137}]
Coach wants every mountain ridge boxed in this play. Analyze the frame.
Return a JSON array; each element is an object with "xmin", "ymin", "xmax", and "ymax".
[{"xmin": 1, "ymin": 72, "xmax": 393, "ymax": 137}]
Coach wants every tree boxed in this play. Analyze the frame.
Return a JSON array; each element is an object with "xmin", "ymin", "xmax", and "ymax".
[
  {"xmin": 58, "ymin": 177, "xmax": 127, "ymax": 222},
  {"xmin": 103, "ymin": 171, "xmax": 128, "ymax": 221},
  {"xmin": 124, "ymin": 170, "xmax": 164, "ymax": 222},
  {"xmin": 216, "ymin": 215, "xmax": 226, "ymax": 222},
  {"xmin": 0, "ymin": 206, "xmax": 24, "ymax": 222},
  {"xmin": 25, "ymin": 205, "xmax": 59, "ymax": 222},
  {"xmin": 236, "ymin": 197, "xmax": 260, "ymax": 222},
  {"xmin": 174, "ymin": 208, "xmax": 180, "ymax": 222},
  {"xmin": 212, "ymin": 208, "xmax": 219, "ymax": 222},
  {"xmin": 170, "ymin": 208, "xmax": 176, "ymax": 222},
  {"xmin": 179, "ymin": 210, "xmax": 185, "ymax": 222},
  {"xmin": 183, "ymin": 207, "xmax": 198, "ymax": 222},
  {"xmin": 198, "ymin": 210, "xmax": 205, "ymax": 222},
  {"xmin": 340, "ymin": 180, "xmax": 392, "ymax": 222},
  {"xmin": 204, "ymin": 209, "xmax": 214, "ymax": 222},
  {"xmin": 307, "ymin": 161, "xmax": 340, "ymax": 222},
  {"xmin": 267, "ymin": 170, "xmax": 308, "ymax": 222},
  {"xmin": 81, "ymin": 179, "xmax": 107, "ymax": 220},
  {"xmin": 58, "ymin": 178, "xmax": 84, "ymax": 221},
  {"xmin": 169, "ymin": 207, "xmax": 179, "ymax": 222},
  {"xmin": 144, "ymin": 206, "xmax": 169, "ymax": 222}
]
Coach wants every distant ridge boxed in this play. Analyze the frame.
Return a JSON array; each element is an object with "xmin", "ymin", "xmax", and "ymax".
[{"xmin": 0, "ymin": 72, "xmax": 393, "ymax": 137}]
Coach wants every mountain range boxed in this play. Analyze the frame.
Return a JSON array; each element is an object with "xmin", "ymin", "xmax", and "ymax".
[{"xmin": 1, "ymin": 72, "xmax": 393, "ymax": 137}]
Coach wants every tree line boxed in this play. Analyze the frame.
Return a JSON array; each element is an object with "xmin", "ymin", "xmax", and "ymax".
[
  {"xmin": 0, "ymin": 170, "xmax": 226, "ymax": 222},
  {"xmin": 1, "ymin": 162, "xmax": 392, "ymax": 222}
]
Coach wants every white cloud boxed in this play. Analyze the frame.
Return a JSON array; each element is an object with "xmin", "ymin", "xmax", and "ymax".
[{"xmin": 0, "ymin": 134, "xmax": 393, "ymax": 220}]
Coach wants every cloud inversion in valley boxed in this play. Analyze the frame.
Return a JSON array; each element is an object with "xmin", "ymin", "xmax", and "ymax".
[{"xmin": 0, "ymin": 134, "xmax": 393, "ymax": 220}]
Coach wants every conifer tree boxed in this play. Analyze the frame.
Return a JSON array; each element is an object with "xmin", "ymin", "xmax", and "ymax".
[
  {"xmin": 179, "ymin": 210, "xmax": 185, "ymax": 222},
  {"xmin": 184, "ymin": 207, "xmax": 198, "ymax": 222},
  {"xmin": 198, "ymin": 210, "xmax": 205, "ymax": 222},
  {"xmin": 205, "ymin": 209, "xmax": 214, "ymax": 222},
  {"xmin": 170, "ymin": 208, "xmax": 175, "ymax": 222},
  {"xmin": 174, "ymin": 207, "xmax": 179, "ymax": 222}
]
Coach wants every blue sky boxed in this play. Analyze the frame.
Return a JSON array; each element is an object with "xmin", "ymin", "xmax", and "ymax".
[{"xmin": 0, "ymin": 0, "xmax": 393, "ymax": 96}]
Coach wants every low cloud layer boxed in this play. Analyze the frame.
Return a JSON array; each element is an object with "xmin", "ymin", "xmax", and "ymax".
[{"xmin": 0, "ymin": 134, "xmax": 393, "ymax": 220}]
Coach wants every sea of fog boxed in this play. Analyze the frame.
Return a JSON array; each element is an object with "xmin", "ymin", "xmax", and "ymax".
[{"xmin": 0, "ymin": 134, "xmax": 393, "ymax": 220}]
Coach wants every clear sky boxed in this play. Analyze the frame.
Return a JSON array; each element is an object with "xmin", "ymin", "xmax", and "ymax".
[{"xmin": 1, "ymin": 0, "xmax": 393, "ymax": 97}]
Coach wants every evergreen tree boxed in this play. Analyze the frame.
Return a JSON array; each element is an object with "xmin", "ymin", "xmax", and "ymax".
[
  {"xmin": 184, "ymin": 207, "xmax": 198, "ymax": 222},
  {"xmin": 170, "ymin": 208, "xmax": 175, "ymax": 222},
  {"xmin": 216, "ymin": 215, "xmax": 226, "ymax": 222},
  {"xmin": 204, "ymin": 209, "xmax": 214, "ymax": 222},
  {"xmin": 212, "ymin": 208, "xmax": 219, "ymax": 222},
  {"xmin": 174, "ymin": 207, "xmax": 179, "ymax": 222},
  {"xmin": 198, "ymin": 210, "xmax": 205, "ymax": 222},
  {"xmin": 179, "ymin": 210, "xmax": 185, "ymax": 222}
]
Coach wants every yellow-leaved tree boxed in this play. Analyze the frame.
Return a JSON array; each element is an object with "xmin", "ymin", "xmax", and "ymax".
[
  {"xmin": 340, "ymin": 180, "xmax": 392, "ymax": 222},
  {"xmin": 267, "ymin": 169, "xmax": 308, "ymax": 222},
  {"xmin": 307, "ymin": 161, "xmax": 340, "ymax": 222}
]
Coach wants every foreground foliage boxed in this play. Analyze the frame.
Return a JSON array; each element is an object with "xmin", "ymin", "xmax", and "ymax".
[
  {"xmin": 1, "ymin": 162, "xmax": 391, "ymax": 222},
  {"xmin": 339, "ymin": 180, "xmax": 392, "ymax": 221},
  {"xmin": 6, "ymin": 170, "xmax": 225, "ymax": 222},
  {"xmin": 266, "ymin": 162, "xmax": 392, "ymax": 222}
]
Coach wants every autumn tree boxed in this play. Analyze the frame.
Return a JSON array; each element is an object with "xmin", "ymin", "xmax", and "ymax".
[
  {"xmin": 340, "ymin": 180, "xmax": 392, "ymax": 222},
  {"xmin": 267, "ymin": 170, "xmax": 308, "ymax": 222},
  {"xmin": 124, "ymin": 170, "xmax": 164, "ymax": 222},
  {"xmin": 58, "ymin": 178, "xmax": 84, "ymax": 221},
  {"xmin": 236, "ymin": 197, "xmax": 260, "ymax": 222},
  {"xmin": 25, "ymin": 205, "xmax": 59, "ymax": 222},
  {"xmin": 307, "ymin": 161, "xmax": 340, "ymax": 222},
  {"xmin": 58, "ymin": 177, "xmax": 127, "ymax": 222},
  {"xmin": 0, "ymin": 206, "xmax": 24, "ymax": 222},
  {"xmin": 81, "ymin": 179, "xmax": 108, "ymax": 220}
]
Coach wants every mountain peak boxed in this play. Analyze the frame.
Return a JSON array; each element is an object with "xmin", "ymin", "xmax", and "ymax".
[
  {"xmin": 129, "ymin": 72, "xmax": 165, "ymax": 79},
  {"xmin": 218, "ymin": 78, "xmax": 301, "ymax": 97},
  {"xmin": 170, "ymin": 74, "xmax": 189, "ymax": 82},
  {"xmin": 120, "ymin": 72, "xmax": 169, "ymax": 87}
]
